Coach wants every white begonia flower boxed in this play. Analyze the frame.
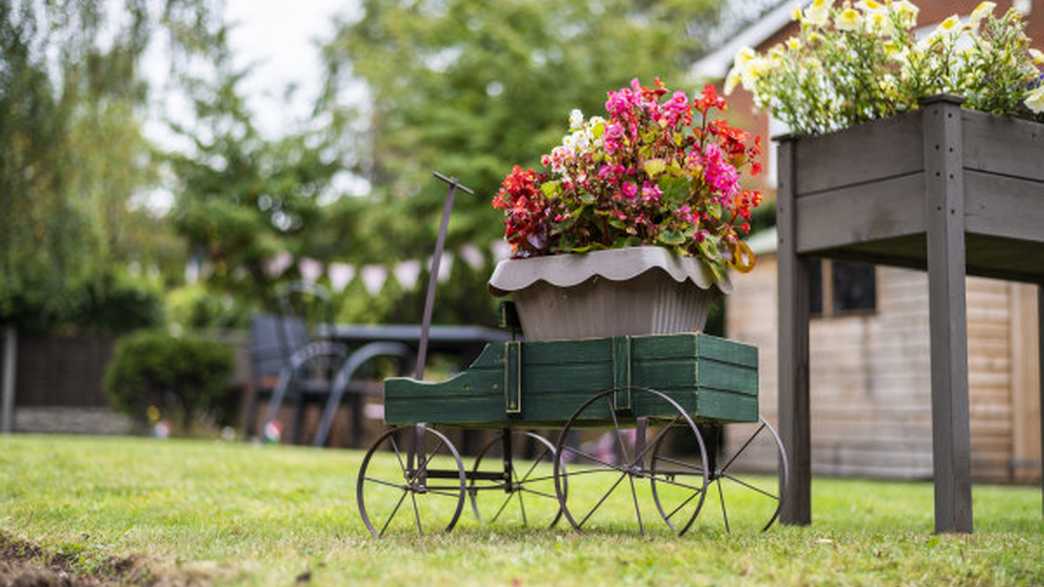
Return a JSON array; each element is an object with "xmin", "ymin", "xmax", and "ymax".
[
  {"xmin": 569, "ymin": 109, "xmax": 584, "ymax": 131},
  {"xmin": 969, "ymin": 2, "xmax": 996, "ymax": 27},
  {"xmin": 804, "ymin": 0, "xmax": 833, "ymax": 27},
  {"xmin": 786, "ymin": 37, "xmax": 802, "ymax": 51},
  {"xmin": 836, "ymin": 7, "xmax": 861, "ymax": 31},
  {"xmin": 1030, "ymin": 48, "xmax": 1044, "ymax": 65},
  {"xmin": 742, "ymin": 57, "xmax": 771, "ymax": 90},
  {"xmin": 1025, "ymin": 86, "xmax": 1044, "ymax": 114},
  {"xmin": 724, "ymin": 67, "xmax": 742, "ymax": 95},
  {"xmin": 856, "ymin": 0, "xmax": 883, "ymax": 12},
  {"xmin": 791, "ymin": 5, "xmax": 803, "ymax": 22},
  {"xmin": 868, "ymin": 11, "xmax": 892, "ymax": 36}
]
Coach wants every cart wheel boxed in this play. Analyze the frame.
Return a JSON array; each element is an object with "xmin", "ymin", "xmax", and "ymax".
[
  {"xmin": 655, "ymin": 417, "xmax": 787, "ymax": 533},
  {"xmin": 469, "ymin": 431, "xmax": 563, "ymax": 529},
  {"xmin": 357, "ymin": 426, "xmax": 466, "ymax": 538},
  {"xmin": 553, "ymin": 387, "xmax": 710, "ymax": 535}
]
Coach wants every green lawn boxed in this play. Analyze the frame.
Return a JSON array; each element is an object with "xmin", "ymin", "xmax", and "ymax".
[{"xmin": 0, "ymin": 435, "xmax": 1040, "ymax": 586}]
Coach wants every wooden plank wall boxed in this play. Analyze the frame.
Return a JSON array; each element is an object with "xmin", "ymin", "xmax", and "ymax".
[{"xmin": 726, "ymin": 255, "xmax": 1030, "ymax": 482}]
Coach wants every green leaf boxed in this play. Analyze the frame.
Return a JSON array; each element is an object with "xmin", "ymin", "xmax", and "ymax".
[
  {"xmin": 657, "ymin": 229, "xmax": 686, "ymax": 246},
  {"xmin": 658, "ymin": 176, "xmax": 690, "ymax": 205},
  {"xmin": 643, "ymin": 158, "xmax": 666, "ymax": 178},
  {"xmin": 592, "ymin": 122, "xmax": 605, "ymax": 139},
  {"xmin": 540, "ymin": 181, "xmax": 560, "ymax": 199},
  {"xmin": 707, "ymin": 202, "xmax": 723, "ymax": 220}
]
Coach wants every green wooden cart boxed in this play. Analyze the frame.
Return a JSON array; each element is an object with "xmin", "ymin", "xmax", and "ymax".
[
  {"xmin": 355, "ymin": 175, "xmax": 788, "ymax": 537},
  {"xmin": 356, "ymin": 330, "xmax": 788, "ymax": 537}
]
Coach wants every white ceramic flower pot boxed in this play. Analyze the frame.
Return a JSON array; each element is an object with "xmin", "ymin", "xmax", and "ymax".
[{"xmin": 488, "ymin": 246, "xmax": 731, "ymax": 341}]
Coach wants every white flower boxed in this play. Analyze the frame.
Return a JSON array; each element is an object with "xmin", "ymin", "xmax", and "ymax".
[
  {"xmin": 856, "ymin": 0, "xmax": 884, "ymax": 12},
  {"xmin": 804, "ymin": 0, "xmax": 833, "ymax": 27},
  {"xmin": 569, "ymin": 108, "xmax": 584, "ymax": 131},
  {"xmin": 724, "ymin": 67, "xmax": 741, "ymax": 95},
  {"xmin": 1030, "ymin": 48, "xmax": 1044, "ymax": 66},
  {"xmin": 786, "ymin": 37, "xmax": 802, "ymax": 51},
  {"xmin": 969, "ymin": 2, "xmax": 996, "ymax": 27},
  {"xmin": 935, "ymin": 15, "xmax": 962, "ymax": 37},
  {"xmin": 891, "ymin": 0, "xmax": 919, "ymax": 30},
  {"xmin": 836, "ymin": 7, "xmax": 861, "ymax": 31},
  {"xmin": 1026, "ymin": 86, "xmax": 1044, "ymax": 114}
]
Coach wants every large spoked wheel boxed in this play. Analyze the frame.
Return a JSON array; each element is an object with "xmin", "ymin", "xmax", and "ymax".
[
  {"xmin": 553, "ymin": 388, "xmax": 710, "ymax": 535},
  {"xmin": 653, "ymin": 417, "xmax": 787, "ymax": 533},
  {"xmin": 468, "ymin": 430, "xmax": 563, "ymax": 529},
  {"xmin": 357, "ymin": 426, "xmax": 466, "ymax": 538}
]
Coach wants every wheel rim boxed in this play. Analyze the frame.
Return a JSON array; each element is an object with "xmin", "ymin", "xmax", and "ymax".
[
  {"xmin": 469, "ymin": 431, "xmax": 563, "ymax": 528},
  {"xmin": 649, "ymin": 420, "xmax": 712, "ymax": 535},
  {"xmin": 357, "ymin": 426, "xmax": 466, "ymax": 538},
  {"xmin": 553, "ymin": 387, "xmax": 710, "ymax": 535},
  {"xmin": 689, "ymin": 417, "xmax": 788, "ymax": 533}
]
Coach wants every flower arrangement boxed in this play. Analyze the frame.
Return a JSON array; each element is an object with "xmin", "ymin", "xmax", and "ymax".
[
  {"xmin": 726, "ymin": 0, "xmax": 1044, "ymax": 135},
  {"xmin": 492, "ymin": 80, "xmax": 763, "ymax": 283}
]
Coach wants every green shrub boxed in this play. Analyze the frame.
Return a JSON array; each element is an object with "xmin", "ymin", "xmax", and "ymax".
[
  {"xmin": 104, "ymin": 330, "xmax": 233, "ymax": 431},
  {"xmin": 75, "ymin": 272, "xmax": 165, "ymax": 335},
  {"xmin": 166, "ymin": 284, "xmax": 252, "ymax": 331}
]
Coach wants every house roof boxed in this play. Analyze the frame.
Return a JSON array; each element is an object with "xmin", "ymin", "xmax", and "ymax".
[{"xmin": 690, "ymin": 2, "xmax": 802, "ymax": 81}]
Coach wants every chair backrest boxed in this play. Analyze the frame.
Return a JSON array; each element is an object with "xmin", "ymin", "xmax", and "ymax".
[{"xmin": 250, "ymin": 314, "xmax": 308, "ymax": 383}]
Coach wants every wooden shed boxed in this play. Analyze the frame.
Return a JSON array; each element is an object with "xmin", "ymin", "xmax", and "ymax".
[{"xmin": 724, "ymin": 229, "xmax": 1041, "ymax": 483}]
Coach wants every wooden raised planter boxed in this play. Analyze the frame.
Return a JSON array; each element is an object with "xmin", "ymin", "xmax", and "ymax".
[{"xmin": 775, "ymin": 95, "xmax": 1044, "ymax": 533}]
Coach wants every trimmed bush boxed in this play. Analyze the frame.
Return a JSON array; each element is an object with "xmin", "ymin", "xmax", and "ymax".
[{"xmin": 104, "ymin": 330, "xmax": 233, "ymax": 430}]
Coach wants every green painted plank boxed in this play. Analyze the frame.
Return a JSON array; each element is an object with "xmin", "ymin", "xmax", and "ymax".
[
  {"xmin": 613, "ymin": 336, "xmax": 632, "ymax": 410},
  {"xmin": 631, "ymin": 334, "xmax": 699, "ymax": 360},
  {"xmin": 523, "ymin": 364, "xmax": 614, "ymax": 394},
  {"xmin": 695, "ymin": 359, "xmax": 758, "ymax": 396},
  {"xmin": 697, "ymin": 334, "xmax": 758, "ymax": 368},
  {"xmin": 522, "ymin": 338, "xmax": 613, "ymax": 365},
  {"xmin": 696, "ymin": 389, "xmax": 759, "ymax": 423},
  {"xmin": 631, "ymin": 359, "xmax": 698, "ymax": 389}
]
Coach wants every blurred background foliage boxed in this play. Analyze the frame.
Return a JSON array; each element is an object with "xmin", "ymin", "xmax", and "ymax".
[{"xmin": 2, "ymin": 0, "xmax": 785, "ymax": 336}]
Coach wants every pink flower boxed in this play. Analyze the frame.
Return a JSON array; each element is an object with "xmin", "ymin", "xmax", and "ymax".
[
  {"xmin": 604, "ymin": 123, "xmax": 625, "ymax": 154},
  {"xmin": 621, "ymin": 181, "xmax": 638, "ymax": 200},
  {"xmin": 700, "ymin": 143, "xmax": 740, "ymax": 204},
  {"xmin": 641, "ymin": 181, "xmax": 662, "ymax": 203}
]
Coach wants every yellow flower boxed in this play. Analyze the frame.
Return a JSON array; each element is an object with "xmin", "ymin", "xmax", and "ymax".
[
  {"xmin": 868, "ymin": 11, "xmax": 892, "ymax": 36},
  {"xmin": 735, "ymin": 46, "xmax": 757, "ymax": 66},
  {"xmin": 836, "ymin": 7, "xmax": 862, "ymax": 31},
  {"xmin": 804, "ymin": 0, "xmax": 833, "ymax": 27},
  {"xmin": 786, "ymin": 37, "xmax": 802, "ymax": 50},
  {"xmin": 791, "ymin": 5, "xmax": 803, "ymax": 22},
  {"xmin": 857, "ymin": 0, "xmax": 883, "ymax": 12},
  {"xmin": 1025, "ymin": 86, "xmax": 1044, "ymax": 114},
  {"xmin": 1030, "ymin": 48, "xmax": 1044, "ymax": 65},
  {"xmin": 969, "ymin": 2, "xmax": 996, "ymax": 26}
]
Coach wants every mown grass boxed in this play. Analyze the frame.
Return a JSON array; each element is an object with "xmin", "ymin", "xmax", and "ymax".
[{"xmin": 0, "ymin": 434, "xmax": 1040, "ymax": 586}]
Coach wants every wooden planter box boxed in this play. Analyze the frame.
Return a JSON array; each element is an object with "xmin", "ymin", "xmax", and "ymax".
[
  {"xmin": 780, "ymin": 95, "xmax": 1044, "ymax": 280},
  {"xmin": 775, "ymin": 95, "xmax": 1044, "ymax": 533},
  {"xmin": 384, "ymin": 333, "xmax": 758, "ymax": 427}
]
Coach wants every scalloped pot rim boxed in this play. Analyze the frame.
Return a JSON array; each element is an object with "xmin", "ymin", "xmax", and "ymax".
[{"xmin": 487, "ymin": 246, "xmax": 733, "ymax": 297}]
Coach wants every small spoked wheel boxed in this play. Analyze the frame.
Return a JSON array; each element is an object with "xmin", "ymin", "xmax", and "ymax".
[
  {"xmin": 653, "ymin": 417, "xmax": 787, "ymax": 533},
  {"xmin": 357, "ymin": 425, "xmax": 466, "ymax": 538},
  {"xmin": 553, "ymin": 387, "xmax": 710, "ymax": 535},
  {"xmin": 468, "ymin": 430, "xmax": 563, "ymax": 528}
]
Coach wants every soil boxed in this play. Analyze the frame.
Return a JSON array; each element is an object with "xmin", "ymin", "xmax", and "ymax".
[{"xmin": 0, "ymin": 533, "xmax": 198, "ymax": 587}]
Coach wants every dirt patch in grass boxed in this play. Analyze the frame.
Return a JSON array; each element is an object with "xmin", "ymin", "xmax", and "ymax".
[{"xmin": 0, "ymin": 533, "xmax": 201, "ymax": 587}]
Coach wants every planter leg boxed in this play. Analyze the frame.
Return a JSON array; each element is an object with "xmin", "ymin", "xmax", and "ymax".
[
  {"xmin": 776, "ymin": 139, "xmax": 811, "ymax": 526},
  {"xmin": 924, "ymin": 99, "xmax": 973, "ymax": 534}
]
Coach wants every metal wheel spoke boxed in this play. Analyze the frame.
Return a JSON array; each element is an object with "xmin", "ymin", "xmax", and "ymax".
[
  {"xmin": 527, "ymin": 467, "xmax": 611, "ymax": 484},
  {"xmin": 389, "ymin": 436, "xmax": 408, "ymax": 474},
  {"xmin": 378, "ymin": 490, "xmax": 408, "ymax": 538},
  {"xmin": 716, "ymin": 479, "xmax": 730, "ymax": 533},
  {"xmin": 425, "ymin": 489, "xmax": 464, "ymax": 498},
  {"xmin": 516, "ymin": 474, "xmax": 529, "ymax": 527},
  {"xmin": 626, "ymin": 473, "xmax": 644, "ymax": 535},
  {"xmin": 364, "ymin": 476, "xmax": 407, "ymax": 491},
  {"xmin": 519, "ymin": 446, "xmax": 551, "ymax": 483},
  {"xmin": 578, "ymin": 472, "xmax": 627, "ymax": 529},
  {"xmin": 519, "ymin": 487, "xmax": 557, "ymax": 500},
  {"xmin": 655, "ymin": 455, "xmax": 705, "ymax": 474},
  {"xmin": 409, "ymin": 491, "xmax": 423, "ymax": 535},
  {"xmin": 605, "ymin": 398, "xmax": 632, "ymax": 465},
  {"xmin": 720, "ymin": 473, "xmax": 779, "ymax": 501},
  {"xmin": 649, "ymin": 474, "xmax": 707, "ymax": 493},
  {"xmin": 718, "ymin": 423, "xmax": 765, "ymax": 475},
  {"xmin": 489, "ymin": 493, "xmax": 514, "ymax": 524},
  {"xmin": 664, "ymin": 489, "xmax": 701, "ymax": 521},
  {"xmin": 630, "ymin": 415, "xmax": 681, "ymax": 467},
  {"xmin": 562, "ymin": 445, "xmax": 629, "ymax": 474},
  {"xmin": 419, "ymin": 437, "xmax": 446, "ymax": 473}
]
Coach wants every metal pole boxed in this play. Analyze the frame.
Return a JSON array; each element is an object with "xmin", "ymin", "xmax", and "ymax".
[{"xmin": 1, "ymin": 326, "xmax": 17, "ymax": 433}]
